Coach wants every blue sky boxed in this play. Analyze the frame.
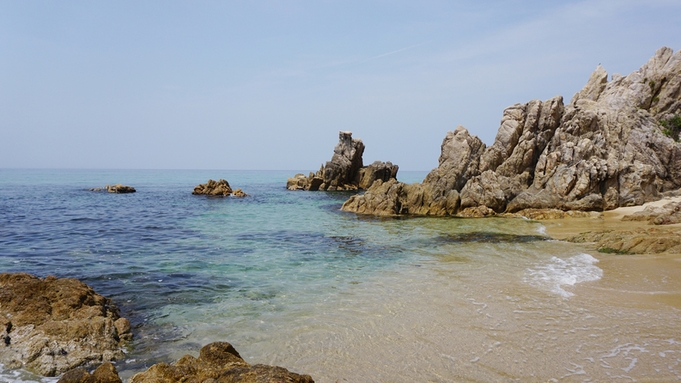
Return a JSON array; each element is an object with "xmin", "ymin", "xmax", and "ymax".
[{"xmin": 2, "ymin": 1, "xmax": 680, "ymax": 171}]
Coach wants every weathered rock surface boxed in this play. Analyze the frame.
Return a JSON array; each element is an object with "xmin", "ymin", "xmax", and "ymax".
[
  {"xmin": 57, "ymin": 362, "xmax": 122, "ymax": 383},
  {"xmin": 287, "ymin": 131, "xmax": 398, "ymax": 191},
  {"xmin": 567, "ymin": 227, "xmax": 681, "ymax": 254},
  {"xmin": 0, "ymin": 273, "xmax": 132, "ymax": 377},
  {"xmin": 343, "ymin": 47, "xmax": 681, "ymax": 216},
  {"xmin": 193, "ymin": 179, "xmax": 248, "ymax": 197},
  {"xmin": 89, "ymin": 185, "xmax": 136, "ymax": 193},
  {"xmin": 621, "ymin": 200, "xmax": 681, "ymax": 225},
  {"xmin": 129, "ymin": 342, "xmax": 314, "ymax": 383}
]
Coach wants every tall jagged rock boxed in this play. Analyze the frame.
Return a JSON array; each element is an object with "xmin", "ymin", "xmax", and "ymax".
[
  {"xmin": 342, "ymin": 47, "xmax": 681, "ymax": 216},
  {"xmin": 287, "ymin": 131, "xmax": 398, "ymax": 191}
]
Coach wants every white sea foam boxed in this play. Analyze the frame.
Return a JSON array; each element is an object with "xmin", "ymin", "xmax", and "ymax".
[
  {"xmin": 524, "ymin": 253, "xmax": 603, "ymax": 298},
  {"xmin": 0, "ymin": 364, "xmax": 58, "ymax": 383}
]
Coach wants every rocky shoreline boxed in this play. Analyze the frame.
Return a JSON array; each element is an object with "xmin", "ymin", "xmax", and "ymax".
[
  {"xmin": 0, "ymin": 273, "xmax": 315, "ymax": 382},
  {"xmin": 341, "ymin": 47, "xmax": 681, "ymax": 217}
]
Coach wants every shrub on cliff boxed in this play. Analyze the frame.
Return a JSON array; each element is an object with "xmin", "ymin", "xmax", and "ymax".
[{"xmin": 660, "ymin": 114, "xmax": 681, "ymax": 141}]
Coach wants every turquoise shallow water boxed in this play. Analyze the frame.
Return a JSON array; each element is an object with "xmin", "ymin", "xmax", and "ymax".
[{"xmin": 2, "ymin": 169, "xmax": 681, "ymax": 382}]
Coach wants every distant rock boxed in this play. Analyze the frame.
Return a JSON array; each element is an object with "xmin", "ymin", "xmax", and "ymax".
[
  {"xmin": 342, "ymin": 47, "xmax": 681, "ymax": 216},
  {"xmin": 232, "ymin": 188, "xmax": 248, "ymax": 198},
  {"xmin": 129, "ymin": 342, "xmax": 314, "ymax": 383},
  {"xmin": 89, "ymin": 184, "xmax": 136, "ymax": 193},
  {"xmin": 193, "ymin": 179, "xmax": 248, "ymax": 197},
  {"xmin": 0, "ymin": 273, "xmax": 132, "ymax": 377},
  {"xmin": 287, "ymin": 131, "xmax": 398, "ymax": 191}
]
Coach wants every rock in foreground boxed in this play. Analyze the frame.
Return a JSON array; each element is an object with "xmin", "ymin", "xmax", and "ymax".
[
  {"xmin": 57, "ymin": 362, "xmax": 122, "ymax": 383},
  {"xmin": 193, "ymin": 179, "xmax": 248, "ymax": 197},
  {"xmin": 130, "ymin": 342, "xmax": 314, "ymax": 383},
  {"xmin": 0, "ymin": 273, "xmax": 132, "ymax": 377},
  {"xmin": 287, "ymin": 131, "xmax": 398, "ymax": 191},
  {"xmin": 342, "ymin": 47, "xmax": 681, "ymax": 216}
]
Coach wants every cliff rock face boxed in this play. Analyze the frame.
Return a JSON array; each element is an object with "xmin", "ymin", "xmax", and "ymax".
[
  {"xmin": 342, "ymin": 47, "xmax": 681, "ymax": 216},
  {"xmin": 287, "ymin": 131, "xmax": 398, "ymax": 191},
  {"xmin": 0, "ymin": 273, "xmax": 132, "ymax": 377},
  {"xmin": 130, "ymin": 342, "xmax": 314, "ymax": 383}
]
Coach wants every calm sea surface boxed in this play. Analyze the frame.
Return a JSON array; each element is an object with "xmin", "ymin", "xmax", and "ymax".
[{"xmin": 1, "ymin": 169, "xmax": 680, "ymax": 382}]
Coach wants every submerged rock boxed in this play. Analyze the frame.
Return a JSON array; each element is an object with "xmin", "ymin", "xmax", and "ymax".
[
  {"xmin": 193, "ymin": 179, "xmax": 248, "ymax": 197},
  {"xmin": 342, "ymin": 47, "xmax": 681, "ymax": 216},
  {"xmin": 287, "ymin": 131, "xmax": 398, "ymax": 191},
  {"xmin": 129, "ymin": 342, "xmax": 314, "ymax": 383},
  {"xmin": 0, "ymin": 273, "xmax": 132, "ymax": 377}
]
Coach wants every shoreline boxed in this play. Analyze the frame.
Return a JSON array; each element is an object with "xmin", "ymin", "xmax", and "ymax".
[{"xmin": 540, "ymin": 195, "xmax": 681, "ymax": 254}]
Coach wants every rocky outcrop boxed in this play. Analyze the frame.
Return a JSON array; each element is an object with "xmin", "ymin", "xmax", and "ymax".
[
  {"xmin": 89, "ymin": 185, "xmax": 136, "ymax": 193},
  {"xmin": 622, "ymin": 200, "xmax": 681, "ymax": 225},
  {"xmin": 287, "ymin": 131, "xmax": 398, "ymax": 191},
  {"xmin": 0, "ymin": 273, "xmax": 132, "ymax": 377},
  {"xmin": 193, "ymin": 179, "xmax": 248, "ymax": 197},
  {"xmin": 342, "ymin": 47, "xmax": 681, "ymax": 216},
  {"xmin": 129, "ymin": 342, "xmax": 314, "ymax": 383},
  {"xmin": 567, "ymin": 227, "xmax": 681, "ymax": 254}
]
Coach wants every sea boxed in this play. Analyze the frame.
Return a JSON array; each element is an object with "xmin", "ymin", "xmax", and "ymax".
[{"xmin": 1, "ymin": 169, "xmax": 680, "ymax": 382}]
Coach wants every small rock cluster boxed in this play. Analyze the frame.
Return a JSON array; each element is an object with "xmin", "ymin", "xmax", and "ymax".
[
  {"xmin": 129, "ymin": 342, "xmax": 314, "ymax": 383},
  {"xmin": 287, "ymin": 131, "xmax": 398, "ymax": 191},
  {"xmin": 192, "ymin": 179, "xmax": 248, "ymax": 197}
]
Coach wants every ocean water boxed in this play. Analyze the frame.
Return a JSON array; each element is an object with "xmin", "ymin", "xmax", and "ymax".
[{"xmin": 1, "ymin": 169, "xmax": 681, "ymax": 382}]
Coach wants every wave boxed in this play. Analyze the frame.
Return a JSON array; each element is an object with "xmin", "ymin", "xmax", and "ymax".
[{"xmin": 524, "ymin": 253, "xmax": 603, "ymax": 298}]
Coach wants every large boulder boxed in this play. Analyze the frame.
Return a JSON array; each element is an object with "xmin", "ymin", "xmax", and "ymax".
[
  {"xmin": 129, "ymin": 342, "xmax": 314, "ymax": 383},
  {"xmin": 287, "ymin": 131, "xmax": 398, "ymax": 191},
  {"xmin": 0, "ymin": 273, "xmax": 132, "ymax": 377},
  {"xmin": 342, "ymin": 47, "xmax": 681, "ymax": 216}
]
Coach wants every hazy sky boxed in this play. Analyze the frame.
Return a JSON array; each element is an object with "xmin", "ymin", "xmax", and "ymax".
[{"xmin": 2, "ymin": 1, "xmax": 680, "ymax": 171}]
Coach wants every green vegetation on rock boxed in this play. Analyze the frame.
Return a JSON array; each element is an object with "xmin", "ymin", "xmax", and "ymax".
[{"xmin": 659, "ymin": 114, "xmax": 681, "ymax": 141}]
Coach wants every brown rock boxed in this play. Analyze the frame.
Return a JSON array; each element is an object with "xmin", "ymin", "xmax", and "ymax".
[
  {"xmin": 57, "ymin": 363, "xmax": 122, "ymax": 383},
  {"xmin": 105, "ymin": 184, "xmax": 136, "ymax": 194},
  {"xmin": 567, "ymin": 227, "xmax": 681, "ymax": 254},
  {"xmin": 193, "ymin": 179, "xmax": 249, "ymax": 197},
  {"xmin": 0, "ymin": 273, "xmax": 132, "ymax": 377},
  {"xmin": 232, "ymin": 188, "xmax": 248, "ymax": 198},
  {"xmin": 130, "ymin": 342, "xmax": 314, "ymax": 383},
  {"xmin": 287, "ymin": 131, "xmax": 398, "ymax": 191}
]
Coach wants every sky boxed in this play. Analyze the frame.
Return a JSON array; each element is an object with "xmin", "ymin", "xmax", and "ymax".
[{"xmin": 1, "ymin": 1, "xmax": 680, "ymax": 171}]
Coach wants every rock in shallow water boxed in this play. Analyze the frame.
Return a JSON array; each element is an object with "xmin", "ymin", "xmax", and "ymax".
[
  {"xmin": 129, "ymin": 342, "xmax": 314, "ymax": 383},
  {"xmin": 0, "ymin": 273, "xmax": 132, "ymax": 377}
]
